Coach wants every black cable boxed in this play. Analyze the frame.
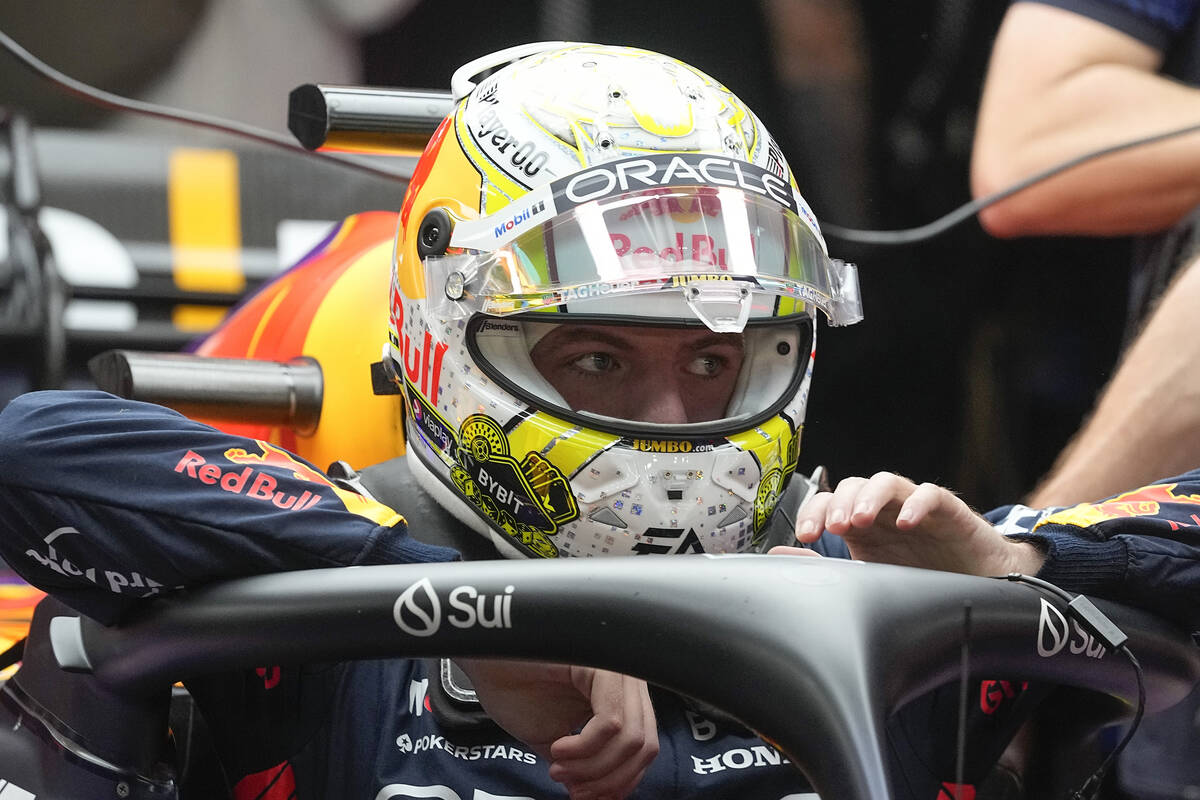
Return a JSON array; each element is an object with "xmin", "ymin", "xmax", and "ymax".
[
  {"xmin": 822, "ymin": 121, "xmax": 1200, "ymax": 245},
  {"xmin": 1071, "ymin": 646, "xmax": 1145, "ymax": 800},
  {"xmin": 0, "ymin": 28, "xmax": 414, "ymax": 184},
  {"xmin": 1002, "ymin": 573, "xmax": 1147, "ymax": 800},
  {"xmin": 4, "ymin": 25, "xmax": 1198, "ymax": 251}
]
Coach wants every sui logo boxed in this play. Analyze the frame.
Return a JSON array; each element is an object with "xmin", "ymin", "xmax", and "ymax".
[
  {"xmin": 1036, "ymin": 598, "xmax": 1106, "ymax": 660},
  {"xmin": 393, "ymin": 578, "xmax": 517, "ymax": 637},
  {"xmin": 394, "ymin": 578, "xmax": 441, "ymax": 637}
]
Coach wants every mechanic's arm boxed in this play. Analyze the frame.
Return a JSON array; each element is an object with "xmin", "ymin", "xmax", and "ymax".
[
  {"xmin": 0, "ymin": 390, "xmax": 455, "ymax": 624},
  {"xmin": 971, "ymin": 1, "xmax": 1200, "ymax": 237}
]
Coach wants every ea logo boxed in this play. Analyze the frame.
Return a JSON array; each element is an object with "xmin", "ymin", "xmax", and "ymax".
[
  {"xmin": 1037, "ymin": 598, "xmax": 1070, "ymax": 658},
  {"xmin": 394, "ymin": 578, "xmax": 441, "ymax": 637}
]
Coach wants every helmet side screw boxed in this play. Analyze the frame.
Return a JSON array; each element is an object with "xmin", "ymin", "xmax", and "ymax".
[
  {"xmin": 417, "ymin": 208, "xmax": 453, "ymax": 258},
  {"xmin": 445, "ymin": 271, "xmax": 466, "ymax": 300}
]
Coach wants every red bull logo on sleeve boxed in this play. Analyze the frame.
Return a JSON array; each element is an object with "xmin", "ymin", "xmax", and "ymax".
[
  {"xmin": 174, "ymin": 447, "xmax": 324, "ymax": 511},
  {"xmin": 174, "ymin": 442, "xmax": 404, "ymax": 525},
  {"xmin": 1037, "ymin": 482, "xmax": 1200, "ymax": 531}
]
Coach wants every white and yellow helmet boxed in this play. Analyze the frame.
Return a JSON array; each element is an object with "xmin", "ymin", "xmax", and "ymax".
[{"xmin": 387, "ymin": 43, "xmax": 860, "ymax": 559}]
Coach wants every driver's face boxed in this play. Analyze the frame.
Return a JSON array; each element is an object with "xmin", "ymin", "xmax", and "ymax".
[{"xmin": 529, "ymin": 325, "xmax": 744, "ymax": 424}]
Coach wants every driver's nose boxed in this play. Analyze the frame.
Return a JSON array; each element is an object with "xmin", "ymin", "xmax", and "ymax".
[{"xmin": 634, "ymin": 378, "xmax": 690, "ymax": 424}]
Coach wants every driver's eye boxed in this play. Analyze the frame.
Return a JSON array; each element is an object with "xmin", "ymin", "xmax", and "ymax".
[
  {"xmin": 573, "ymin": 352, "xmax": 617, "ymax": 373},
  {"xmin": 686, "ymin": 355, "xmax": 725, "ymax": 377}
]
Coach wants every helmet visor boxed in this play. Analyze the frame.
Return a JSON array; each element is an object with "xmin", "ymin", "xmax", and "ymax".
[{"xmin": 431, "ymin": 159, "xmax": 861, "ymax": 331}]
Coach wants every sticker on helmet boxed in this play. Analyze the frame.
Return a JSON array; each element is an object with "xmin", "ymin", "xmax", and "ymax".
[
  {"xmin": 451, "ymin": 415, "xmax": 580, "ymax": 558},
  {"xmin": 407, "ymin": 389, "xmax": 458, "ymax": 458},
  {"xmin": 753, "ymin": 466, "xmax": 784, "ymax": 542},
  {"xmin": 555, "ymin": 153, "xmax": 798, "ymax": 216}
]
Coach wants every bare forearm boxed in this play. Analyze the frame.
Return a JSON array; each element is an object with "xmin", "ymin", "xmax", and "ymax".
[
  {"xmin": 972, "ymin": 3, "xmax": 1200, "ymax": 236},
  {"xmin": 1030, "ymin": 257, "xmax": 1200, "ymax": 506}
]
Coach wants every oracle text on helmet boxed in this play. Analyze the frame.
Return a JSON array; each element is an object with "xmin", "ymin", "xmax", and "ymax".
[{"xmin": 563, "ymin": 155, "xmax": 794, "ymax": 210}]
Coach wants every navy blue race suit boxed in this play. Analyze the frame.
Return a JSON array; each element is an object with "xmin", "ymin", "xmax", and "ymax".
[{"xmin": 3, "ymin": 390, "xmax": 1200, "ymax": 799}]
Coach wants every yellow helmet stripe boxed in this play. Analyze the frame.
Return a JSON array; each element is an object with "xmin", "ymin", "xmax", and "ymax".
[
  {"xmin": 727, "ymin": 414, "xmax": 799, "ymax": 475},
  {"xmin": 506, "ymin": 412, "xmax": 621, "ymax": 477}
]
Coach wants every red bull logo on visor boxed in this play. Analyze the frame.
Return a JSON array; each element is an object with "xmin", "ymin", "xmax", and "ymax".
[
  {"xmin": 174, "ymin": 442, "xmax": 404, "ymax": 525},
  {"xmin": 1038, "ymin": 482, "xmax": 1200, "ymax": 530}
]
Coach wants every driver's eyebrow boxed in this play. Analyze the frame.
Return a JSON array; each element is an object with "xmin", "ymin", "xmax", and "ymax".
[
  {"xmin": 540, "ymin": 327, "xmax": 743, "ymax": 352},
  {"xmin": 687, "ymin": 333, "xmax": 745, "ymax": 352},
  {"xmin": 537, "ymin": 327, "xmax": 638, "ymax": 351}
]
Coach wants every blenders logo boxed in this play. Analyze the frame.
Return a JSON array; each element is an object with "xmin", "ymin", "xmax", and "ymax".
[
  {"xmin": 393, "ymin": 578, "xmax": 516, "ymax": 637},
  {"xmin": 478, "ymin": 320, "xmax": 521, "ymax": 335},
  {"xmin": 492, "ymin": 199, "xmax": 547, "ymax": 238},
  {"xmin": 554, "ymin": 153, "xmax": 798, "ymax": 215}
]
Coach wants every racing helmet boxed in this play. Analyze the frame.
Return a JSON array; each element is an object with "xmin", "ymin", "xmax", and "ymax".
[{"xmin": 386, "ymin": 42, "xmax": 861, "ymax": 559}]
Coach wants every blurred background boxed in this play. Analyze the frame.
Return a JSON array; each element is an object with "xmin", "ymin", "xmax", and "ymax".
[{"xmin": 0, "ymin": 0, "xmax": 1130, "ymax": 513}]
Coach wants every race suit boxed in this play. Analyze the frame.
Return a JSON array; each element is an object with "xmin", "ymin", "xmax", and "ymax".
[{"xmin": 3, "ymin": 391, "xmax": 1200, "ymax": 799}]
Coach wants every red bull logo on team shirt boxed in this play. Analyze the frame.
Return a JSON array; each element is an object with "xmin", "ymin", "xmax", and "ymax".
[
  {"xmin": 174, "ymin": 442, "xmax": 403, "ymax": 525},
  {"xmin": 224, "ymin": 442, "xmax": 335, "ymax": 487},
  {"xmin": 174, "ymin": 447, "xmax": 324, "ymax": 511},
  {"xmin": 1038, "ymin": 482, "xmax": 1200, "ymax": 530}
]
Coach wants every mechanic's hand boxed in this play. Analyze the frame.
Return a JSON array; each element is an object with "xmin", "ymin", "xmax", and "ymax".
[
  {"xmin": 771, "ymin": 472, "xmax": 1045, "ymax": 576},
  {"xmin": 456, "ymin": 659, "xmax": 659, "ymax": 799}
]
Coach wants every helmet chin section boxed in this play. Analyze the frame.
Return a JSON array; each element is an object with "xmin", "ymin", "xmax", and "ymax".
[{"xmin": 555, "ymin": 444, "xmax": 766, "ymax": 557}]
